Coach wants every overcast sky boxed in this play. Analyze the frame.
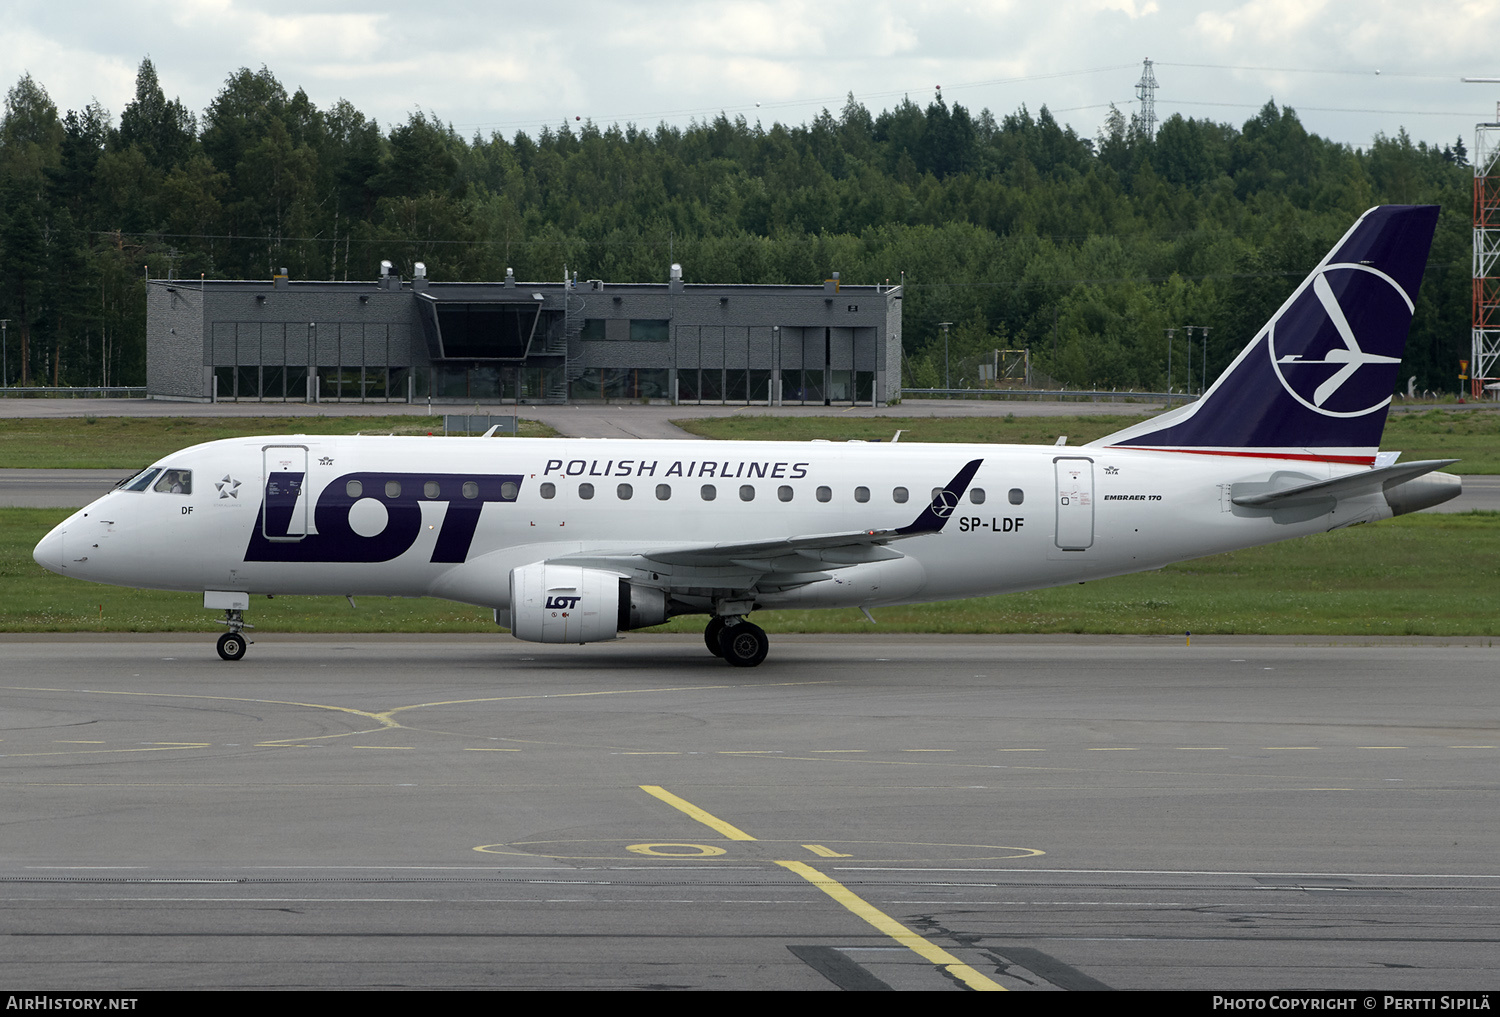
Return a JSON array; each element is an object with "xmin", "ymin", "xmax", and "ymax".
[{"xmin": 3, "ymin": 0, "xmax": 1495, "ymax": 153}]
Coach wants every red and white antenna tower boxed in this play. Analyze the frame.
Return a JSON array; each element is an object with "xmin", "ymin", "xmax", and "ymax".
[{"xmin": 1463, "ymin": 78, "xmax": 1500, "ymax": 397}]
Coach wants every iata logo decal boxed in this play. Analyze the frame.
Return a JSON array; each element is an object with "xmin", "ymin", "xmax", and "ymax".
[
  {"xmin": 245, "ymin": 471, "xmax": 522, "ymax": 564},
  {"xmin": 1268, "ymin": 263, "xmax": 1413, "ymax": 418}
]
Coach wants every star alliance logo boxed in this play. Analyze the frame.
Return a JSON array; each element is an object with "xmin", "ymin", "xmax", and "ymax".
[
  {"xmin": 1268, "ymin": 263, "xmax": 1413, "ymax": 418},
  {"xmin": 215, "ymin": 475, "xmax": 242, "ymax": 499}
]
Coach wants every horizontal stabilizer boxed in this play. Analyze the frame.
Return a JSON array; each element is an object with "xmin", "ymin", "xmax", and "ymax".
[{"xmin": 1231, "ymin": 459, "xmax": 1459, "ymax": 509}]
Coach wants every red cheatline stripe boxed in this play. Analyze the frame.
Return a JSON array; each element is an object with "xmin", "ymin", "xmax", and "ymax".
[{"xmin": 1107, "ymin": 446, "xmax": 1375, "ymax": 465}]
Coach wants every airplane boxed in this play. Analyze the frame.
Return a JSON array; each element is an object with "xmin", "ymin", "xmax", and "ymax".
[{"xmin": 33, "ymin": 205, "xmax": 1460, "ymax": 667}]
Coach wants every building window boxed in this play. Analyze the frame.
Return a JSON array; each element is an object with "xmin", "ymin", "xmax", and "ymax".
[
  {"xmin": 630, "ymin": 319, "xmax": 670, "ymax": 342},
  {"xmin": 580, "ymin": 318, "xmax": 606, "ymax": 341}
]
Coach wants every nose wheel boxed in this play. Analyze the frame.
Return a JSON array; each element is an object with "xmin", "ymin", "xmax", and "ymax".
[
  {"xmin": 216, "ymin": 631, "xmax": 247, "ymax": 661},
  {"xmin": 214, "ymin": 608, "xmax": 252, "ymax": 660}
]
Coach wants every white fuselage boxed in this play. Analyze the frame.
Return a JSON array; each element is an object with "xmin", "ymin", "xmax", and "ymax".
[{"xmin": 35, "ymin": 435, "xmax": 1391, "ymax": 613}]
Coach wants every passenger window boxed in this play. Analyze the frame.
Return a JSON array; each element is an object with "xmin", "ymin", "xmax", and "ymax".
[
  {"xmin": 854, "ymin": 486, "xmax": 870, "ymax": 503},
  {"xmin": 970, "ymin": 488, "xmax": 986, "ymax": 504},
  {"xmin": 1009, "ymin": 488, "xmax": 1024, "ymax": 505},
  {"xmin": 656, "ymin": 484, "xmax": 671, "ymax": 501},
  {"xmin": 579, "ymin": 483, "xmax": 595, "ymax": 500},
  {"xmin": 931, "ymin": 488, "xmax": 943, "ymax": 502},
  {"xmin": 701, "ymin": 484, "xmax": 716, "ymax": 501},
  {"xmin": 816, "ymin": 486, "xmax": 831, "ymax": 502},
  {"xmin": 346, "ymin": 480, "xmax": 363, "ymax": 498},
  {"xmin": 778, "ymin": 486, "xmax": 793, "ymax": 502},
  {"xmin": 462, "ymin": 481, "xmax": 479, "ymax": 499},
  {"xmin": 617, "ymin": 483, "xmax": 633, "ymax": 500},
  {"xmin": 540, "ymin": 482, "xmax": 556, "ymax": 499},
  {"xmin": 154, "ymin": 469, "xmax": 192, "ymax": 494},
  {"xmin": 424, "ymin": 481, "xmax": 441, "ymax": 499},
  {"xmin": 740, "ymin": 485, "xmax": 755, "ymax": 502},
  {"xmin": 500, "ymin": 481, "xmax": 518, "ymax": 500},
  {"xmin": 893, "ymin": 487, "xmax": 908, "ymax": 504},
  {"xmin": 385, "ymin": 480, "xmax": 401, "ymax": 498}
]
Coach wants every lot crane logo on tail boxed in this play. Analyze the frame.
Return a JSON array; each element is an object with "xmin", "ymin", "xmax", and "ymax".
[{"xmin": 1269, "ymin": 265, "xmax": 1412, "ymax": 418}]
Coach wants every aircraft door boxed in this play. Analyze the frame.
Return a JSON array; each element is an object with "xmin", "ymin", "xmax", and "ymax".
[
  {"xmin": 261, "ymin": 444, "xmax": 310, "ymax": 542},
  {"xmin": 1054, "ymin": 456, "xmax": 1095, "ymax": 550}
]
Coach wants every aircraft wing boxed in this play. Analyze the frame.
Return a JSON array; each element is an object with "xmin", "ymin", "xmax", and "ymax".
[{"xmin": 552, "ymin": 458, "xmax": 983, "ymax": 592}]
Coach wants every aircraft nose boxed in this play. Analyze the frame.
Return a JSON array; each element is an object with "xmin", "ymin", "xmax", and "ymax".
[{"xmin": 33, "ymin": 523, "xmax": 64, "ymax": 574}]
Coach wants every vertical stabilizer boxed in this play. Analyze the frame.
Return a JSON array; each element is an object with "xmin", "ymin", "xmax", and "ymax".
[{"xmin": 1091, "ymin": 205, "xmax": 1440, "ymax": 465}]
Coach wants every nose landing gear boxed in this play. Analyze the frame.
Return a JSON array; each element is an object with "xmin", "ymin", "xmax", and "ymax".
[{"xmin": 211, "ymin": 603, "xmax": 253, "ymax": 661}]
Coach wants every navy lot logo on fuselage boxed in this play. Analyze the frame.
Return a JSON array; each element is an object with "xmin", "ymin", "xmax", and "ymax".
[
  {"xmin": 931, "ymin": 489, "xmax": 960, "ymax": 518},
  {"xmin": 245, "ymin": 471, "xmax": 522, "ymax": 564},
  {"xmin": 1268, "ymin": 263, "xmax": 1414, "ymax": 418}
]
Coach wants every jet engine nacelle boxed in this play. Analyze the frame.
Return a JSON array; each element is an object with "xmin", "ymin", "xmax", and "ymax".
[{"xmin": 507, "ymin": 562, "xmax": 668, "ymax": 644}]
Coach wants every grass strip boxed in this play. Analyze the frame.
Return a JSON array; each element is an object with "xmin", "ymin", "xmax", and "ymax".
[{"xmin": 0, "ymin": 415, "xmax": 555, "ymax": 469}]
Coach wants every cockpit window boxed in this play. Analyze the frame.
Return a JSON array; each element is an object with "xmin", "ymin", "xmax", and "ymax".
[
  {"xmin": 153, "ymin": 469, "xmax": 192, "ymax": 494},
  {"xmin": 119, "ymin": 468, "xmax": 161, "ymax": 492}
]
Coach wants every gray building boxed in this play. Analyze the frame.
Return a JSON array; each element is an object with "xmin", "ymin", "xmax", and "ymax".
[{"xmin": 147, "ymin": 265, "xmax": 903, "ymax": 406}]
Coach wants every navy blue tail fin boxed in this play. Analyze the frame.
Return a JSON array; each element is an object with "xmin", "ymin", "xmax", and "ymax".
[{"xmin": 1092, "ymin": 205, "xmax": 1440, "ymax": 465}]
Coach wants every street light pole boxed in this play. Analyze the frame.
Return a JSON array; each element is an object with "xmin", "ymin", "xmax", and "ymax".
[
  {"xmin": 940, "ymin": 322, "xmax": 952, "ymax": 396},
  {"xmin": 1, "ymin": 319, "xmax": 9, "ymax": 389},
  {"xmin": 1165, "ymin": 327, "xmax": 1176, "ymax": 407}
]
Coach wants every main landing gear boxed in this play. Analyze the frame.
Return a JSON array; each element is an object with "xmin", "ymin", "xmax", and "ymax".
[
  {"xmin": 704, "ymin": 615, "xmax": 768, "ymax": 668},
  {"xmin": 214, "ymin": 608, "xmax": 253, "ymax": 661}
]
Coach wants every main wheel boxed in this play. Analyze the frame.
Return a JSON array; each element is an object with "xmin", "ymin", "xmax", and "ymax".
[
  {"xmin": 704, "ymin": 616, "xmax": 726, "ymax": 657},
  {"xmin": 216, "ymin": 632, "xmax": 247, "ymax": 661},
  {"xmin": 716, "ymin": 621, "xmax": 768, "ymax": 668}
]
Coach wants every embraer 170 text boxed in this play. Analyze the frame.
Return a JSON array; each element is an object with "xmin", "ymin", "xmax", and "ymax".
[{"xmin": 34, "ymin": 205, "xmax": 1459, "ymax": 666}]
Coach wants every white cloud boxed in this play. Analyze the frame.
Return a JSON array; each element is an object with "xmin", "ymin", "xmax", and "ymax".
[{"xmin": 0, "ymin": 0, "xmax": 1486, "ymax": 146}]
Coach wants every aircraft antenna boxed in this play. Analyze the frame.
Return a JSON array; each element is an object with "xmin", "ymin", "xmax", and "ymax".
[
  {"xmin": 1135, "ymin": 58, "xmax": 1158, "ymax": 141},
  {"xmin": 1463, "ymin": 78, "xmax": 1500, "ymax": 399}
]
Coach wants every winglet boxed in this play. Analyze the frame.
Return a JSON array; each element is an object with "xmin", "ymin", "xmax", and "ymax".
[{"xmin": 897, "ymin": 459, "xmax": 983, "ymax": 535}]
